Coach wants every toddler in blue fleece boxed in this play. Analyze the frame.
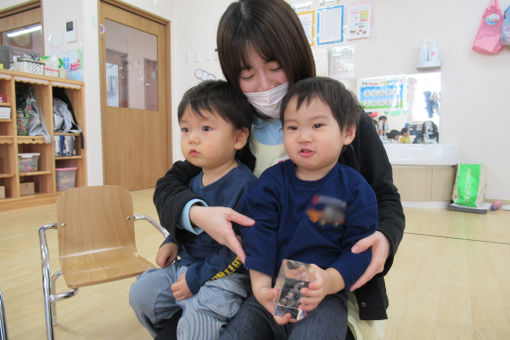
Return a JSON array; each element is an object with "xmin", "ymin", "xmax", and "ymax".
[
  {"xmin": 235, "ymin": 77, "xmax": 378, "ymax": 338},
  {"xmin": 129, "ymin": 80, "xmax": 256, "ymax": 339}
]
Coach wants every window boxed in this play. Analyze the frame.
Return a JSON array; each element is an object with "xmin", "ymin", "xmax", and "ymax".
[{"xmin": 0, "ymin": 2, "xmax": 43, "ymax": 65}]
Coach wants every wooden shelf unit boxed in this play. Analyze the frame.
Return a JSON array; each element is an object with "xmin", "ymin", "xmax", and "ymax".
[{"xmin": 0, "ymin": 69, "xmax": 87, "ymax": 211}]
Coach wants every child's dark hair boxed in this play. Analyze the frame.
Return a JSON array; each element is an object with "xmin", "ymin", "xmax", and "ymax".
[
  {"xmin": 401, "ymin": 127, "xmax": 409, "ymax": 134},
  {"xmin": 280, "ymin": 77, "xmax": 362, "ymax": 130},
  {"xmin": 178, "ymin": 80, "xmax": 255, "ymax": 130}
]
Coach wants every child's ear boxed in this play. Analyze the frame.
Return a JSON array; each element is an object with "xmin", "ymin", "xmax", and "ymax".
[
  {"xmin": 234, "ymin": 127, "xmax": 250, "ymax": 150},
  {"xmin": 342, "ymin": 126, "xmax": 356, "ymax": 145}
]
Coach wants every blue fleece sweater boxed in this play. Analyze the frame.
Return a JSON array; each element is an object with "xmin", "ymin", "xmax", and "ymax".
[
  {"xmin": 163, "ymin": 162, "xmax": 256, "ymax": 294},
  {"xmin": 239, "ymin": 160, "xmax": 378, "ymax": 291}
]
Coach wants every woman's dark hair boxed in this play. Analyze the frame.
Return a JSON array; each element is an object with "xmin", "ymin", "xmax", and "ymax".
[
  {"xmin": 177, "ymin": 80, "xmax": 254, "ymax": 130},
  {"xmin": 280, "ymin": 77, "xmax": 362, "ymax": 131},
  {"xmin": 217, "ymin": 0, "xmax": 316, "ymax": 93}
]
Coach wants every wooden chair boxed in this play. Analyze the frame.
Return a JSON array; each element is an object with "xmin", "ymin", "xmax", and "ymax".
[{"xmin": 38, "ymin": 185, "xmax": 169, "ymax": 340}]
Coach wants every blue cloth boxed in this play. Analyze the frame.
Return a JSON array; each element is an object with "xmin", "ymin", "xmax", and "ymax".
[
  {"xmin": 252, "ymin": 117, "xmax": 284, "ymax": 145},
  {"xmin": 180, "ymin": 199, "xmax": 206, "ymax": 234},
  {"xmin": 239, "ymin": 160, "xmax": 378, "ymax": 291},
  {"xmin": 163, "ymin": 162, "xmax": 257, "ymax": 294}
]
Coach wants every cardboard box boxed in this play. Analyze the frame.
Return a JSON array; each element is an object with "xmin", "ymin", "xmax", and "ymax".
[
  {"xmin": 20, "ymin": 182, "xmax": 35, "ymax": 196},
  {"xmin": 0, "ymin": 185, "xmax": 5, "ymax": 199}
]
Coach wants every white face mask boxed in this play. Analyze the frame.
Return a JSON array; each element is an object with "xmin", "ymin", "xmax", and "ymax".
[{"xmin": 244, "ymin": 82, "xmax": 289, "ymax": 119}]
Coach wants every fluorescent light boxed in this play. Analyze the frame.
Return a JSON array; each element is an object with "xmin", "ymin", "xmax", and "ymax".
[{"xmin": 7, "ymin": 25, "xmax": 42, "ymax": 38}]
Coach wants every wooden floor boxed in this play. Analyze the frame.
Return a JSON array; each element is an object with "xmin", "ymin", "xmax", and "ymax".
[{"xmin": 1, "ymin": 188, "xmax": 509, "ymax": 339}]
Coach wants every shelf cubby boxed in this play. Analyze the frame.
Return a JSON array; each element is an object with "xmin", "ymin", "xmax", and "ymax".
[{"xmin": 0, "ymin": 69, "xmax": 86, "ymax": 210}]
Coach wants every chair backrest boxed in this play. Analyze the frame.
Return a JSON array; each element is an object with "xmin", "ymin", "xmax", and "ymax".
[{"xmin": 56, "ymin": 185, "xmax": 137, "ymax": 265}]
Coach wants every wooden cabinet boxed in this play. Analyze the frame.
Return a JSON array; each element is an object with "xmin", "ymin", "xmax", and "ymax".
[
  {"xmin": 0, "ymin": 69, "xmax": 86, "ymax": 211},
  {"xmin": 392, "ymin": 165, "xmax": 456, "ymax": 202}
]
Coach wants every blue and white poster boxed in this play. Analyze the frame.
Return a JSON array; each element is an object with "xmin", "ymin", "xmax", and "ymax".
[{"xmin": 317, "ymin": 6, "xmax": 344, "ymax": 45}]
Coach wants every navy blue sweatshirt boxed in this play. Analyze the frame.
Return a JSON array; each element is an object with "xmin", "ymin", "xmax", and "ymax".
[
  {"xmin": 239, "ymin": 160, "xmax": 378, "ymax": 291},
  {"xmin": 162, "ymin": 162, "xmax": 256, "ymax": 294}
]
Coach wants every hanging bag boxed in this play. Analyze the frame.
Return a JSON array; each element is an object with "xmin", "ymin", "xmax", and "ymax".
[
  {"xmin": 472, "ymin": 0, "xmax": 504, "ymax": 54},
  {"xmin": 502, "ymin": 6, "xmax": 510, "ymax": 46}
]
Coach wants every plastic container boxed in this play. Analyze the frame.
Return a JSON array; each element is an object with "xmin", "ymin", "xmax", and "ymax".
[
  {"xmin": 12, "ymin": 59, "xmax": 44, "ymax": 75},
  {"xmin": 18, "ymin": 153, "xmax": 40, "ymax": 172},
  {"xmin": 56, "ymin": 167, "xmax": 77, "ymax": 191},
  {"xmin": 0, "ymin": 107, "xmax": 10, "ymax": 119}
]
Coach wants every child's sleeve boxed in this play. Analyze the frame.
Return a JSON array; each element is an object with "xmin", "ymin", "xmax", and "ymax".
[
  {"xmin": 184, "ymin": 248, "xmax": 242, "ymax": 294},
  {"xmin": 153, "ymin": 160, "xmax": 202, "ymax": 239},
  {"xmin": 329, "ymin": 175, "xmax": 378, "ymax": 291},
  {"xmin": 238, "ymin": 169, "xmax": 282, "ymax": 278}
]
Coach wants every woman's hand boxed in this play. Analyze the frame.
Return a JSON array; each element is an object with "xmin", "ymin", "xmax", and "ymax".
[
  {"xmin": 189, "ymin": 206, "xmax": 255, "ymax": 263},
  {"xmin": 156, "ymin": 242, "xmax": 179, "ymax": 268},
  {"xmin": 349, "ymin": 231, "xmax": 390, "ymax": 291}
]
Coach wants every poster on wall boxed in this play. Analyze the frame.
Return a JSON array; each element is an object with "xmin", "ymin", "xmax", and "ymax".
[
  {"xmin": 358, "ymin": 75, "xmax": 407, "ymax": 116},
  {"xmin": 297, "ymin": 10, "xmax": 315, "ymax": 46},
  {"xmin": 329, "ymin": 46, "xmax": 355, "ymax": 79},
  {"xmin": 317, "ymin": 5, "xmax": 344, "ymax": 45},
  {"xmin": 345, "ymin": 3, "xmax": 372, "ymax": 40}
]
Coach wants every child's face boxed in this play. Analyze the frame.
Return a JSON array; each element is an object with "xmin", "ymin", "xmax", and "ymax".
[
  {"xmin": 179, "ymin": 106, "xmax": 248, "ymax": 171},
  {"xmin": 283, "ymin": 97, "xmax": 355, "ymax": 181}
]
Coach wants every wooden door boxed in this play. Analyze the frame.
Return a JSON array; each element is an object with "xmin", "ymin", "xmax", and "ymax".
[
  {"xmin": 99, "ymin": 1, "xmax": 171, "ymax": 190},
  {"xmin": 144, "ymin": 59, "xmax": 158, "ymax": 111}
]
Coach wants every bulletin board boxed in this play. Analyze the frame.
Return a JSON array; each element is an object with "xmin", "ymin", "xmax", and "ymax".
[{"xmin": 290, "ymin": 0, "xmax": 375, "ymax": 80}]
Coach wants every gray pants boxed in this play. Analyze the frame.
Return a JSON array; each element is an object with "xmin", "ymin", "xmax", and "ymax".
[{"xmin": 129, "ymin": 263, "xmax": 249, "ymax": 339}]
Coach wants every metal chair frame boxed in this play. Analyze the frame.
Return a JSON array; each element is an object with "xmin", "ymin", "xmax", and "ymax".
[
  {"xmin": 0, "ymin": 289, "xmax": 8, "ymax": 340},
  {"xmin": 38, "ymin": 186, "xmax": 168, "ymax": 340}
]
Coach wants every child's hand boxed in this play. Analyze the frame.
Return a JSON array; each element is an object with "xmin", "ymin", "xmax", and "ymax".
[
  {"xmin": 253, "ymin": 286, "xmax": 296, "ymax": 325},
  {"xmin": 171, "ymin": 273, "xmax": 193, "ymax": 300},
  {"xmin": 156, "ymin": 242, "xmax": 179, "ymax": 268},
  {"xmin": 299, "ymin": 265, "xmax": 344, "ymax": 312},
  {"xmin": 253, "ymin": 286, "xmax": 279, "ymax": 315}
]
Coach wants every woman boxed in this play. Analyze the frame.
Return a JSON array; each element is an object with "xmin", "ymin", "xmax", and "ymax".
[{"xmin": 153, "ymin": 0, "xmax": 404, "ymax": 338}]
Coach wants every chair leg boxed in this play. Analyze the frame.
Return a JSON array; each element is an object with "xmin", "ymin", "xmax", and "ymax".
[
  {"xmin": 39, "ymin": 224, "xmax": 57, "ymax": 340},
  {"xmin": 50, "ymin": 271, "xmax": 62, "ymax": 325},
  {"xmin": 0, "ymin": 289, "xmax": 8, "ymax": 340},
  {"xmin": 39, "ymin": 224, "xmax": 78, "ymax": 340}
]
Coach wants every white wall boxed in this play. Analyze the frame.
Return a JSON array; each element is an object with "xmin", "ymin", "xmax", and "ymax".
[
  {"xmin": 168, "ymin": 0, "xmax": 510, "ymax": 200},
  {"xmin": 2, "ymin": 0, "xmax": 509, "ymax": 200}
]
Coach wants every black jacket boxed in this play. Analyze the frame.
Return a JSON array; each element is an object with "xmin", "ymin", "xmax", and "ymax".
[{"xmin": 153, "ymin": 112, "xmax": 405, "ymax": 320}]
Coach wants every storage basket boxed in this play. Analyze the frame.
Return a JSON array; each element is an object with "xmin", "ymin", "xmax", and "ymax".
[
  {"xmin": 12, "ymin": 59, "xmax": 44, "ymax": 75},
  {"xmin": 56, "ymin": 167, "xmax": 77, "ymax": 191},
  {"xmin": 0, "ymin": 107, "xmax": 10, "ymax": 119},
  {"xmin": 18, "ymin": 153, "xmax": 40, "ymax": 172}
]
